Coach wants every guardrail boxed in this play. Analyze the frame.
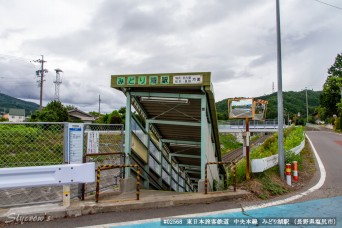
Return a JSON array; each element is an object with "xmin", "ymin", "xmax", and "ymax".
[
  {"xmin": 205, "ymin": 162, "xmax": 236, "ymax": 194},
  {"xmin": 95, "ymin": 164, "xmax": 140, "ymax": 203},
  {"xmin": 0, "ymin": 163, "xmax": 95, "ymax": 189},
  {"xmin": 251, "ymin": 138, "xmax": 305, "ymax": 173}
]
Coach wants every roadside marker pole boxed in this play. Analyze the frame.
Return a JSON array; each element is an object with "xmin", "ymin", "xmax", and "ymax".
[
  {"xmin": 293, "ymin": 161, "xmax": 298, "ymax": 182},
  {"xmin": 286, "ymin": 164, "xmax": 291, "ymax": 186},
  {"xmin": 63, "ymin": 185, "xmax": 71, "ymax": 207}
]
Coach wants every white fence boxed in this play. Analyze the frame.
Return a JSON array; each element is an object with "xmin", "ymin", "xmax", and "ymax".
[{"xmin": 251, "ymin": 138, "xmax": 305, "ymax": 173}]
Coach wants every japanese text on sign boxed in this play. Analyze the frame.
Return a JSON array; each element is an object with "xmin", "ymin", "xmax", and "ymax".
[
  {"xmin": 68, "ymin": 124, "xmax": 84, "ymax": 164},
  {"xmin": 173, "ymin": 75, "xmax": 203, "ymax": 84}
]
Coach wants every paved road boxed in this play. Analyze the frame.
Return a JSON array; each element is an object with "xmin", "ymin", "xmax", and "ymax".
[
  {"xmin": 98, "ymin": 196, "xmax": 342, "ymax": 228},
  {"xmin": 301, "ymin": 130, "xmax": 342, "ymax": 201}
]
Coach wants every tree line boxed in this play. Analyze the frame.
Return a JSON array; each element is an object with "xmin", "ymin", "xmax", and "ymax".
[
  {"xmin": 28, "ymin": 100, "xmax": 126, "ymax": 124},
  {"xmin": 216, "ymin": 52, "xmax": 342, "ymax": 129}
]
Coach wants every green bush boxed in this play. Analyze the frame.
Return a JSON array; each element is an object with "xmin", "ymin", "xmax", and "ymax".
[
  {"xmin": 232, "ymin": 158, "xmax": 247, "ymax": 183},
  {"xmin": 334, "ymin": 117, "xmax": 341, "ymax": 130},
  {"xmin": 284, "ymin": 126, "xmax": 304, "ymax": 150},
  {"xmin": 0, "ymin": 124, "xmax": 64, "ymax": 168},
  {"xmin": 220, "ymin": 133, "xmax": 242, "ymax": 155},
  {"xmin": 285, "ymin": 150, "xmax": 301, "ymax": 167}
]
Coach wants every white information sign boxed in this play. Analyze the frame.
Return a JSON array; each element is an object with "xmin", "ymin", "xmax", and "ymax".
[
  {"xmin": 173, "ymin": 75, "xmax": 203, "ymax": 84},
  {"xmin": 87, "ymin": 131, "xmax": 99, "ymax": 154},
  {"xmin": 68, "ymin": 123, "xmax": 84, "ymax": 164}
]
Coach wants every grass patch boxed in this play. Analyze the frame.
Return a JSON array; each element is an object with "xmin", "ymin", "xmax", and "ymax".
[
  {"xmin": 236, "ymin": 135, "xmax": 316, "ymax": 200},
  {"xmin": 250, "ymin": 126, "xmax": 304, "ymax": 159},
  {"xmin": 219, "ymin": 133, "xmax": 242, "ymax": 156}
]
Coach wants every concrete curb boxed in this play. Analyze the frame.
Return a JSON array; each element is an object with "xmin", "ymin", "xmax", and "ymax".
[{"xmin": 0, "ymin": 190, "xmax": 250, "ymax": 224}]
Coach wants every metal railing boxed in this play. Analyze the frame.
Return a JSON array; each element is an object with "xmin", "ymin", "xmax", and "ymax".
[
  {"xmin": 205, "ymin": 161, "xmax": 237, "ymax": 194},
  {"xmin": 218, "ymin": 119, "xmax": 281, "ymax": 132},
  {"xmin": 95, "ymin": 164, "xmax": 140, "ymax": 203},
  {"xmin": 82, "ymin": 124, "xmax": 124, "ymax": 198}
]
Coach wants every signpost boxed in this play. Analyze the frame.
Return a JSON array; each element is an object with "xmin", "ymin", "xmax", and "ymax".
[
  {"xmin": 228, "ymin": 98, "xmax": 268, "ymax": 180},
  {"xmin": 87, "ymin": 131, "xmax": 99, "ymax": 154},
  {"xmin": 68, "ymin": 123, "xmax": 84, "ymax": 164},
  {"xmin": 65, "ymin": 123, "xmax": 84, "ymax": 205}
]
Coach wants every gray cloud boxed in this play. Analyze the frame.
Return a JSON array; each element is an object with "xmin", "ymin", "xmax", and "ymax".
[{"xmin": 1, "ymin": 0, "xmax": 342, "ymax": 112}]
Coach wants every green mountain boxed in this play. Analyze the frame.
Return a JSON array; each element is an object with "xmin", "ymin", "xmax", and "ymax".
[
  {"xmin": 0, "ymin": 93, "xmax": 39, "ymax": 115},
  {"xmin": 216, "ymin": 90, "xmax": 321, "ymax": 122}
]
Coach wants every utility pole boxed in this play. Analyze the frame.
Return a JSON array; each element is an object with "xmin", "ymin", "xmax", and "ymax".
[
  {"xmin": 245, "ymin": 118, "xmax": 250, "ymax": 180},
  {"xmin": 34, "ymin": 55, "xmax": 48, "ymax": 111},
  {"xmin": 98, "ymin": 94, "xmax": 101, "ymax": 114},
  {"xmin": 305, "ymin": 87, "xmax": 309, "ymax": 123},
  {"xmin": 272, "ymin": 82, "xmax": 275, "ymax": 93},
  {"xmin": 276, "ymin": 0, "xmax": 285, "ymax": 180},
  {"xmin": 54, "ymin": 68, "xmax": 63, "ymax": 101}
]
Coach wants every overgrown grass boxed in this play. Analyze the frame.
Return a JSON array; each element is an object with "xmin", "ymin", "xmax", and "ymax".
[
  {"xmin": 243, "ymin": 139, "xmax": 314, "ymax": 199},
  {"xmin": 229, "ymin": 126, "xmax": 304, "ymax": 184},
  {"xmin": 219, "ymin": 133, "xmax": 242, "ymax": 156},
  {"xmin": 249, "ymin": 126, "xmax": 304, "ymax": 159},
  {"xmin": 0, "ymin": 124, "xmax": 64, "ymax": 167},
  {"xmin": 0, "ymin": 124, "xmax": 124, "ymax": 168}
]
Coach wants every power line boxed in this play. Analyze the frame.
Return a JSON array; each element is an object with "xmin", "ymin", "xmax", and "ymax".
[
  {"xmin": 99, "ymin": 94, "xmax": 101, "ymax": 114},
  {"xmin": 312, "ymin": 0, "xmax": 342, "ymax": 11}
]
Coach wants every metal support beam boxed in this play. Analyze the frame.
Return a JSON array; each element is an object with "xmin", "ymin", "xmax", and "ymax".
[
  {"xmin": 200, "ymin": 94, "xmax": 207, "ymax": 179},
  {"xmin": 130, "ymin": 92, "xmax": 203, "ymax": 99},
  {"xmin": 170, "ymin": 154, "xmax": 201, "ymax": 159},
  {"xmin": 124, "ymin": 92, "xmax": 132, "ymax": 177},
  {"xmin": 145, "ymin": 121, "xmax": 150, "ymax": 188},
  {"xmin": 161, "ymin": 139, "xmax": 200, "ymax": 146},
  {"xmin": 184, "ymin": 166, "xmax": 201, "ymax": 170},
  {"xmin": 176, "ymin": 163, "xmax": 179, "ymax": 192},
  {"xmin": 185, "ymin": 170, "xmax": 201, "ymax": 174},
  {"xmin": 132, "ymin": 96, "xmax": 148, "ymax": 120},
  {"xmin": 178, "ymin": 164, "xmax": 200, "ymax": 169},
  {"xmin": 168, "ymin": 154, "xmax": 172, "ymax": 189},
  {"xmin": 146, "ymin": 119, "xmax": 200, "ymax": 127}
]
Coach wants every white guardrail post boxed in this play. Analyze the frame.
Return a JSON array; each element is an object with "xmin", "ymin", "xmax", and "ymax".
[
  {"xmin": 251, "ymin": 138, "xmax": 305, "ymax": 173},
  {"xmin": 0, "ymin": 163, "xmax": 95, "ymax": 189}
]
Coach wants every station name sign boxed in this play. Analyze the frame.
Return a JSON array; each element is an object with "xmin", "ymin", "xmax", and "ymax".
[{"xmin": 111, "ymin": 73, "xmax": 207, "ymax": 88}]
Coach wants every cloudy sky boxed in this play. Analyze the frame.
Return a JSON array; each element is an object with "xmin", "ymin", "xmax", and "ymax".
[{"xmin": 0, "ymin": 0, "xmax": 341, "ymax": 113}]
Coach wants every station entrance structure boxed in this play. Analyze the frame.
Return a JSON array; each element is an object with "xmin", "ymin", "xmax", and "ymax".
[{"xmin": 111, "ymin": 72, "xmax": 225, "ymax": 192}]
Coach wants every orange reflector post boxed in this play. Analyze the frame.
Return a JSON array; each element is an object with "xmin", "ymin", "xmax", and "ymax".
[
  {"xmin": 286, "ymin": 163, "xmax": 291, "ymax": 186},
  {"xmin": 293, "ymin": 161, "xmax": 298, "ymax": 182}
]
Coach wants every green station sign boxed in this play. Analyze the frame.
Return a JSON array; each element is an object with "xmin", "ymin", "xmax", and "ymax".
[{"xmin": 111, "ymin": 72, "xmax": 211, "ymax": 88}]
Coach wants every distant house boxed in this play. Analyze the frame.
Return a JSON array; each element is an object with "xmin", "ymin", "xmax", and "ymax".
[
  {"xmin": 3, "ymin": 108, "xmax": 26, "ymax": 122},
  {"xmin": 68, "ymin": 108, "xmax": 96, "ymax": 123}
]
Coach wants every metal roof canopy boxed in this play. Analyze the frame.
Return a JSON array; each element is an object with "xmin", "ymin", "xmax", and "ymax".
[{"xmin": 111, "ymin": 72, "xmax": 224, "ymax": 187}]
